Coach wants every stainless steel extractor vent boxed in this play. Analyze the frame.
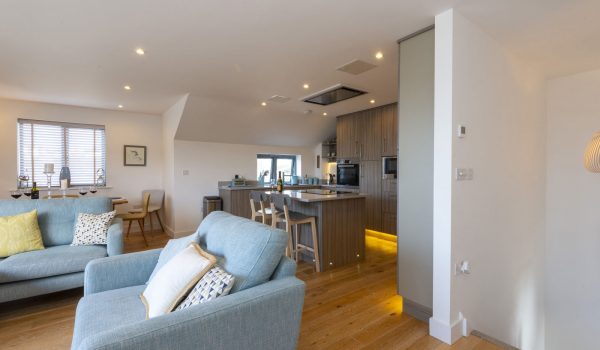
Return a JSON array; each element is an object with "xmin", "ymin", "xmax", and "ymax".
[{"xmin": 302, "ymin": 84, "xmax": 366, "ymax": 106}]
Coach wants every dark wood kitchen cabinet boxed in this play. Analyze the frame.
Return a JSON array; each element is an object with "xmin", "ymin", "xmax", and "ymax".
[
  {"xmin": 336, "ymin": 114, "xmax": 360, "ymax": 159},
  {"xmin": 360, "ymin": 160, "xmax": 382, "ymax": 231},
  {"xmin": 382, "ymin": 104, "xmax": 398, "ymax": 156},
  {"xmin": 336, "ymin": 103, "xmax": 398, "ymax": 234}
]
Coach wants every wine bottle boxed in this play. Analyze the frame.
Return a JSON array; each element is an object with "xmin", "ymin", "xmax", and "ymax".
[
  {"xmin": 276, "ymin": 171, "xmax": 284, "ymax": 192},
  {"xmin": 31, "ymin": 181, "xmax": 39, "ymax": 199}
]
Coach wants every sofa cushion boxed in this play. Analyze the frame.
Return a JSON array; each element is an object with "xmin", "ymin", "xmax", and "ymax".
[
  {"xmin": 0, "ymin": 209, "xmax": 45, "ymax": 258},
  {"xmin": 72, "ymin": 285, "xmax": 146, "ymax": 350},
  {"xmin": 0, "ymin": 197, "xmax": 113, "ymax": 247},
  {"xmin": 71, "ymin": 211, "xmax": 116, "ymax": 246},
  {"xmin": 0, "ymin": 245, "xmax": 107, "ymax": 284},
  {"xmin": 197, "ymin": 211, "xmax": 288, "ymax": 293}
]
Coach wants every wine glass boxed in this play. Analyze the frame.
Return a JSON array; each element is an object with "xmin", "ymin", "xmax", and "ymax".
[
  {"xmin": 78, "ymin": 188, "xmax": 88, "ymax": 196},
  {"xmin": 10, "ymin": 190, "xmax": 22, "ymax": 199},
  {"xmin": 89, "ymin": 186, "xmax": 97, "ymax": 194},
  {"xmin": 23, "ymin": 188, "xmax": 32, "ymax": 197}
]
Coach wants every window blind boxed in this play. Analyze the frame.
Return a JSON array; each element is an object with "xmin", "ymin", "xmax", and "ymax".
[{"xmin": 17, "ymin": 119, "xmax": 106, "ymax": 187}]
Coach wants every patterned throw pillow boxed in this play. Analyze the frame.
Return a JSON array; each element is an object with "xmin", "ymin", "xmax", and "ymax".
[
  {"xmin": 176, "ymin": 266, "xmax": 235, "ymax": 311},
  {"xmin": 71, "ymin": 211, "xmax": 116, "ymax": 246}
]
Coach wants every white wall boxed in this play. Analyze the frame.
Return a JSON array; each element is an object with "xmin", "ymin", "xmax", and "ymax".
[
  {"xmin": 162, "ymin": 94, "xmax": 188, "ymax": 235},
  {"xmin": 170, "ymin": 140, "xmax": 315, "ymax": 235},
  {"xmin": 397, "ymin": 28, "xmax": 435, "ymax": 310},
  {"xmin": 433, "ymin": 9, "xmax": 546, "ymax": 349},
  {"xmin": 545, "ymin": 69, "xmax": 600, "ymax": 350},
  {"xmin": 0, "ymin": 98, "xmax": 163, "ymax": 214}
]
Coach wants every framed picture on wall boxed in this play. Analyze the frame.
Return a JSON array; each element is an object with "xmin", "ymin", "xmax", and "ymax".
[{"xmin": 124, "ymin": 145, "xmax": 147, "ymax": 166}]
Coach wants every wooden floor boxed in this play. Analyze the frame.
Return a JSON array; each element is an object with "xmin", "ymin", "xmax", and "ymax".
[{"xmin": 0, "ymin": 230, "xmax": 500, "ymax": 350}]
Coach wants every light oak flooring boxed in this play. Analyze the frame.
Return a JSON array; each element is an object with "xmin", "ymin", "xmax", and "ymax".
[{"xmin": 0, "ymin": 229, "xmax": 500, "ymax": 350}]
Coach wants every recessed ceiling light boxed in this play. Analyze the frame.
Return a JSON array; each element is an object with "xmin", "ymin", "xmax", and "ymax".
[
  {"xmin": 303, "ymin": 83, "xmax": 310, "ymax": 89},
  {"xmin": 117, "ymin": 104, "xmax": 124, "ymax": 109},
  {"xmin": 124, "ymin": 85, "xmax": 131, "ymax": 90},
  {"xmin": 370, "ymin": 99, "xmax": 375, "ymax": 104},
  {"xmin": 135, "ymin": 48, "xmax": 145, "ymax": 55},
  {"xmin": 375, "ymin": 51, "xmax": 383, "ymax": 59},
  {"xmin": 323, "ymin": 112, "xmax": 328, "ymax": 116},
  {"xmin": 261, "ymin": 102, "xmax": 267, "ymax": 106}
]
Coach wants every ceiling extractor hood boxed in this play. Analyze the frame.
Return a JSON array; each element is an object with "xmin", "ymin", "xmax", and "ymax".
[{"xmin": 302, "ymin": 84, "xmax": 367, "ymax": 106}]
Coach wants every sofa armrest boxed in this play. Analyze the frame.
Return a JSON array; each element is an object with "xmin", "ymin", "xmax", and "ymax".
[
  {"xmin": 76, "ymin": 277, "xmax": 305, "ymax": 350},
  {"xmin": 84, "ymin": 249, "xmax": 161, "ymax": 296},
  {"xmin": 106, "ymin": 218, "xmax": 124, "ymax": 256}
]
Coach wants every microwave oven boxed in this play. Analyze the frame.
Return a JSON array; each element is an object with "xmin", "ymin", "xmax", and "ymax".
[{"xmin": 382, "ymin": 156, "xmax": 397, "ymax": 179}]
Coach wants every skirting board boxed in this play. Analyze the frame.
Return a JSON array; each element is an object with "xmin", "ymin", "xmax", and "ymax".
[
  {"xmin": 471, "ymin": 331, "xmax": 519, "ymax": 350},
  {"xmin": 429, "ymin": 316, "xmax": 466, "ymax": 344},
  {"xmin": 403, "ymin": 298, "xmax": 432, "ymax": 323}
]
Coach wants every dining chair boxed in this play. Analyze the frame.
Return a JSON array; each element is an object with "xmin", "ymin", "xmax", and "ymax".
[
  {"xmin": 268, "ymin": 192, "xmax": 321, "ymax": 272},
  {"xmin": 118, "ymin": 192, "xmax": 150, "ymax": 246},
  {"xmin": 128, "ymin": 190, "xmax": 165, "ymax": 233}
]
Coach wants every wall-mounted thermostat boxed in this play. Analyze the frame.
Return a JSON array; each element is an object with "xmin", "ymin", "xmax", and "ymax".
[{"xmin": 457, "ymin": 125, "xmax": 466, "ymax": 138}]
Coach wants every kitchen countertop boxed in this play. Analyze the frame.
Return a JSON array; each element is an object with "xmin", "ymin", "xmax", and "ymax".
[
  {"xmin": 218, "ymin": 183, "xmax": 360, "ymax": 192},
  {"xmin": 219, "ymin": 184, "xmax": 321, "ymax": 191},
  {"xmin": 265, "ymin": 190, "xmax": 366, "ymax": 203}
]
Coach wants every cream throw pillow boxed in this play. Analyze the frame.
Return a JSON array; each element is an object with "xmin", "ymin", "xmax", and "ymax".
[{"xmin": 141, "ymin": 243, "xmax": 216, "ymax": 319}]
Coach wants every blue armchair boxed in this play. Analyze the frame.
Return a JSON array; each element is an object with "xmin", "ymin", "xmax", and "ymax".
[{"xmin": 72, "ymin": 211, "xmax": 305, "ymax": 350}]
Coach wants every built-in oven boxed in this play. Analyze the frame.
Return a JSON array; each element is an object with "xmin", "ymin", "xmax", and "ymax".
[
  {"xmin": 337, "ymin": 161, "xmax": 359, "ymax": 187},
  {"xmin": 382, "ymin": 156, "xmax": 397, "ymax": 179}
]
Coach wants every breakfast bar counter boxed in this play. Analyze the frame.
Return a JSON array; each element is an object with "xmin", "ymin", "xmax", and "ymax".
[
  {"xmin": 218, "ymin": 181, "xmax": 366, "ymax": 271},
  {"xmin": 275, "ymin": 190, "xmax": 365, "ymax": 271}
]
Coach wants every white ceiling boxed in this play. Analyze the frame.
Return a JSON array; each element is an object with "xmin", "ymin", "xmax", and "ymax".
[
  {"xmin": 456, "ymin": 0, "xmax": 600, "ymax": 78},
  {"xmin": 0, "ymin": 0, "xmax": 461, "ymax": 147},
  {"xmin": 1, "ymin": 0, "xmax": 600, "ymax": 147}
]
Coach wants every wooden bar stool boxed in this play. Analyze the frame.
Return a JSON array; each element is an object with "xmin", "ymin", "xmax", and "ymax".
[
  {"xmin": 268, "ymin": 193, "xmax": 321, "ymax": 272},
  {"xmin": 250, "ymin": 191, "xmax": 277, "ymax": 224}
]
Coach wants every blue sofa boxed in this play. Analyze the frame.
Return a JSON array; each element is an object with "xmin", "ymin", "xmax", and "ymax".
[
  {"xmin": 0, "ymin": 197, "xmax": 123, "ymax": 303},
  {"xmin": 72, "ymin": 211, "xmax": 305, "ymax": 350}
]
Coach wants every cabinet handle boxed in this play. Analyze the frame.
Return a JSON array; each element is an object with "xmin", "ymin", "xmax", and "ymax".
[{"xmin": 384, "ymin": 138, "xmax": 386, "ymax": 152}]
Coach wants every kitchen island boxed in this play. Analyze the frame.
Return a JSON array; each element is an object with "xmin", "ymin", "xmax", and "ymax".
[{"xmin": 219, "ymin": 183, "xmax": 366, "ymax": 271}]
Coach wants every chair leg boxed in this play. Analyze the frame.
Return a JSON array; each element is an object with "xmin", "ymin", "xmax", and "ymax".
[
  {"xmin": 126, "ymin": 220, "xmax": 132, "ymax": 238},
  {"xmin": 285, "ymin": 221, "xmax": 293, "ymax": 258},
  {"xmin": 294, "ymin": 224, "xmax": 299, "ymax": 262},
  {"xmin": 149, "ymin": 214, "xmax": 154, "ymax": 235},
  {"xmin": 155, "ymin": 211, "xmax": 165, "ymax": 232},
  {"xmin": 138, "ymin": 219, "xmax": 148, "ymax": 246},
  {"xmin": 310, "ymin": 218, "xmax": 321, "ymax": 272}
]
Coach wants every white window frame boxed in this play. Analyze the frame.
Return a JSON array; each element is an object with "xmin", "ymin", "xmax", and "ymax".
[{"xmin": 17, "ymin": 118, "xmax": 106, "ymax": 187}]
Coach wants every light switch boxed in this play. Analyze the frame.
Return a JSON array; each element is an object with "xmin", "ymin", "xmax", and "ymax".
[
  {"xmin": 183, "ymin": 170, "xmax": 190, "ymax": 176},
  {"xmin": 456, "ymin": 168, "xmax": 473, "ymax": 181},
  {"xmin": 457, "ymin": 125, "xmax": 466, "ymax": 138}
]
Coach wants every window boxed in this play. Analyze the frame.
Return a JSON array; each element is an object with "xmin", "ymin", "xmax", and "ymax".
[
  {"xmin": 17, "ymin": 119, "xmax": 106, "ymax": 187},
  {"xmin": 257, "ymin": 154, "xmax": 297, "ymax": 182}
]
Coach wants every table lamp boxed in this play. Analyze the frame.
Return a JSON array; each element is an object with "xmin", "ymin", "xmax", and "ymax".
[{"xmin": 584, "ymin": 132, "xmax": 600, "ymax": 172}]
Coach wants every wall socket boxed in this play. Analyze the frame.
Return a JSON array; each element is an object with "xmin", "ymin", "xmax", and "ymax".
[
  {"xmin": 182, "ymin": 170, "xmax": 190, "ymax": 176},
  {"xmin": 456, "ymin": 168, "xmax": 473, "ymax": 181},
  {"xmin": 455, "ymin": 260, "xmax": 471, "ymax": 275}
]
